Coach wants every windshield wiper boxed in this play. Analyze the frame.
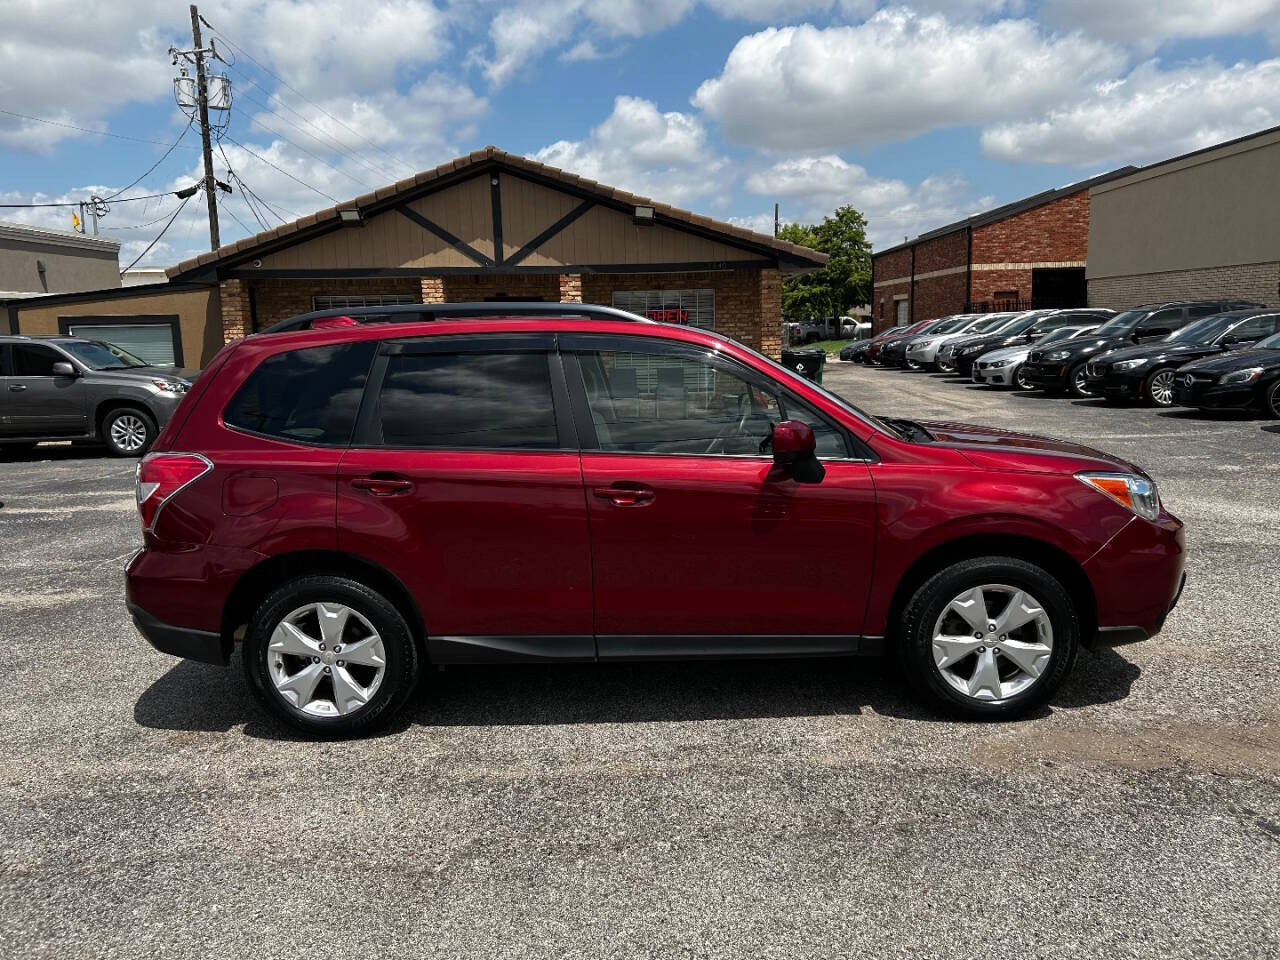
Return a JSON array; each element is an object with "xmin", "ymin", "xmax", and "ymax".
[{"xmin": 878, "ymin": 417, "xmax": 935, "ymax": 443}]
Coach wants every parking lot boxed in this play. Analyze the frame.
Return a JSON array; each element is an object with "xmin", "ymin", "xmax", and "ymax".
[{"xmin": 1, "ymin": 364, "xmax": 1278, "ymax": 959}]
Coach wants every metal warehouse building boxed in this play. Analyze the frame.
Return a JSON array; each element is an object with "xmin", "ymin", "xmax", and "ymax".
[
  {"xmin": 6, "ymin": 148, "xmax": 825, "ymax": 368},
  {"xmin": 869, "ymin": 167, "xmax": 1135, "ymax": 332},
  {"xmin": 1087, "ymin": 125, "xmax": 1280, "ymax": 309}
]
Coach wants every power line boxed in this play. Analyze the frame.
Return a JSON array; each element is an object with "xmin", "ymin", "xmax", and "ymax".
[
  {"xmin": 104, "ymin": 203, "xmax": 184, "ymax": 230},
  {"xmin": 199, "ymin": 16, "xmax": 418, "ymax": 177},
  {"xmin": 119, "ymin": 193, "xmax": 194, "ymax": 274},
  {"xmin": 103, "ymin": 118, "xmax": 196, "ymax": 201},
  {"xmin": 0, "ymin": 190, "xmax": 192, "ymax": 209},
  {"xmin": 0, "ymin": 107, "xmax": 204, "ymax": 149},
  {"xmin": 217, "ymin": 140, "xmax": 293, "ymax": 226},
  {"xmin": 223, "ymin": 103, "xmax": 375, "ymax": 192},
  {"xmin": 220, "ymin": 134, "xmax": 339, "ymax": 203}
]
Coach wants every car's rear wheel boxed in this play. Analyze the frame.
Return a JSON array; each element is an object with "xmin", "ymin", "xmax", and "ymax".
[
  {"xmin": 1067, "ymin": 362, "xmax": 1093, "ymax": 398},
  {"xmin": 1145, "ymin": 368, "xmax": 1176, "ymax": 407},
  {"xmin": 1263, "ymin": 379, "xmax": 1280, "ymax": 419},
  {"xmin": 102, "ymin": 407, "xmax": 155, "ymax": 457},
  {"xmin": 243, "ymin": 575, "xmax": 420, "ymax": 737},
  {"xmin": 897, "ymin": 557, "xmax": 1080, "ymax": 720},
  {"xmin": 1013, "ymin": 364, "xmax": 1033, "ymax": 390}
]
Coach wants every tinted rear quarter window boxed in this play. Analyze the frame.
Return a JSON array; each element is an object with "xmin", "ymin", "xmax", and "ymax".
[
  {"xmin": 378, "ymin": 351, "xmax": 558, "ymax": 449},
  {"xmin": 224, "ymin": 341, "xmax": 376, "ymax": 444}
]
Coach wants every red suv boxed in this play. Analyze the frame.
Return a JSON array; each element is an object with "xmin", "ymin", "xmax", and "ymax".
[{"xmin": 126, "ymin": 303, "xmax": 1186, "ymax": 735}]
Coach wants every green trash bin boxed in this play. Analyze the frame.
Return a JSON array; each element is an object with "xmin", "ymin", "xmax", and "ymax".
[{"xmin": 781, "ymin": 347, "xmax": 826, "ymax": 383}]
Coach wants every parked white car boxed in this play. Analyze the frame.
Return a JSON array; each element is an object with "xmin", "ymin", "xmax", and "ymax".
[
  {"xmin": 840, "ymin": 315, "xmax": 872, "ymax": 339},
  {"xmin": 972, "ymin": 323, "xmax": 1102, "ymax": 388},
  {"xmin": 904, "ymin": 314, "xmax": 989, "ymax": 369},
  {"xmin": 933, "ymin": 313, "xmax": 1023, "ymax": 372}
]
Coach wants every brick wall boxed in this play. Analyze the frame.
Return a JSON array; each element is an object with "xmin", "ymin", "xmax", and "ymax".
[
  {"xmin": 913, "ymin": 272, "xmax": 968, "ymax": 322},
  {"xmin": 915, "ymin": 230, "xmax": 967, "ymax": 274},
  {"xmin": 440, "ymin": 273, "xmax": 560, "ymax": 302},
  {"xmin": 218, "ymin": 278, "xmax": 251, "ymax": 343},
  {"xmin": 247, "ymin": 277, "xmax": 423, "ymax": 330},
  {"xmin": 969, "ymin": 268, "xmax": 1034, "ymax": 304},
  {"xmin": 582, "ymin": 268, "xmax": 781, "ymax": 359},
  {"xmin": 873, "ymin": 248, "xmax": 911, "ymax": 284},
  {"xmin": 874, "ymin": 282, "xmax": 910, "ymax": 332},
  {"xmin": 1089, "ymin": 262, "xmax": 1280, "ymax": 310},
  {"xmin": 421, "ymin": 277, "xmax": 444, "ymax": 303},
  {"xmin": 972, "ymin": 190, "xmax": 1088, "ymax": 264}
]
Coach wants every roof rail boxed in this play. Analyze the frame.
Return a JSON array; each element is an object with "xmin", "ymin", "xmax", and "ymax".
[{"xmin": 260, "ymin": 301, "xmax": 652, "ymax": 334}]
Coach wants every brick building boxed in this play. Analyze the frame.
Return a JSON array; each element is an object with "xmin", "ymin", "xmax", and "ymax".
[
  {"xmin": 1087, "ymin": 125, "xmax": 1280, "ymax": 309},
  {"xmin": 6, "ymin": 148, "xmax": 822, "ymax": 366},
  {"xmin": 869, "ymin": 168, "xmax": 1134, "ymax": 332}
]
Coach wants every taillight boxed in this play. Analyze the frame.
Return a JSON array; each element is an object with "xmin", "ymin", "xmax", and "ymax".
[{"xmin": 136, "ymin": 452, "xmax": 213, "ymax": 531}]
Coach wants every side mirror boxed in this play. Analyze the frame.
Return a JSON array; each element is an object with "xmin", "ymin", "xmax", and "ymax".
[
  {"xmin": 769, "ymin": 420, "xmax": 825, "ymax": 484},
  {"xmin": 51, "ymin": 361, "xmax": 78, "ymax": 377}
]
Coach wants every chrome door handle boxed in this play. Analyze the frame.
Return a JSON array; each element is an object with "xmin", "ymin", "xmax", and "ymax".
[{"xmin": 7, "ymin": 385, "xmax": 26, "ymax": 392}]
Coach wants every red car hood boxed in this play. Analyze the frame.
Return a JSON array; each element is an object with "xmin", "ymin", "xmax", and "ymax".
[{"xmin": 916, "ymin": 419, "xmax": 1144, "ymax": 476}]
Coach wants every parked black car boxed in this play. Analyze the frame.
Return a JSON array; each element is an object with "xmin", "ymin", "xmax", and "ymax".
[
  {"xmin": 1173, "ymin": 330, "xmax": 1280, "ymax": 417},
  {"xmin": 1021, "ymin": 299, "xmax": 1262, "ymax": 397},
  {"xmin": 878, "ymin": 317, "xmax": 950, "ymax": 367},
  {"xmin": 0, "ymin": 335, "xmax": 195, "ymax": 456},
  {"xmin": 1086, "ymin": 309, "xmax": 1280, "ymax": 406},
  {"xmin": 952, "ymin": 309, "xmax": 1114, "ymax": 378},
  {"xmin": 839, "ymin": 340, "xmax": 871, "ymax": 362}
]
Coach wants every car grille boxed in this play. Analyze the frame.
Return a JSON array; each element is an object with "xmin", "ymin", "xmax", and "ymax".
[
  {"xmin": 1028, "ymin": 351, "xmax": 1042, "ymax": 363},
  {"xmin": 1086, "ymin": 361, "xmax": 1103, "ymax": 377},
  {"xmin": 1181, "ymin": 372, "xmax": 1214, "ymax": 386}
]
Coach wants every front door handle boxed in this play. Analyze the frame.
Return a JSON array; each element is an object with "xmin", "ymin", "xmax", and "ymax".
[
  {"xmin": 593, "ymin": 482, "xmax": 655, "ymax": 507},
  {"xmin": 7, "ymin": 384, "xmax": 26, "ymax": 392},
  {"xmin": 351, "ymin": 475, "xmax": 414, "ymax": 497}
]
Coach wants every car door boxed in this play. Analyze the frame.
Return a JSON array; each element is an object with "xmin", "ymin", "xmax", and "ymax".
[
  {"xmin": 336, "ymin": 333, "xmax": 595, "ymax": 662},
  {"xmin": 4, "ymin": 342, "xmax": 87, "ymax": 435},
  {"xmin": 561, "ymin": 333, "xmax": 877, "ymax": 657}
]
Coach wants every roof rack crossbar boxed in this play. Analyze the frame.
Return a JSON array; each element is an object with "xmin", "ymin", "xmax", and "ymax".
[{"xmin": 260, "ymin": 301, "xmax": 652, "ymax": 334}]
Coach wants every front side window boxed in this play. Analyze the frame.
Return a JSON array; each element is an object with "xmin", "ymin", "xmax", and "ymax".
[
  {"xmin": 1221, "ymin": 314, "xmax": 1280, "ymax": 343},
  {"xmin": 60, "ymin": 340, "xmax": 149, "ymax": 370},
  {"xmin": 576, "ymin": 347, "xmax": 848, "ymax": 459},
  {"xmin": 377, "ymin": 351, "xmax": 557, "ymax": 449},
  {"xmin": 224, "ymin": 341, "xmax": 376, "ymax": 444},
  {"xmin": 10, "ymin": 344, "xmax": 63, "ymax": 376}
]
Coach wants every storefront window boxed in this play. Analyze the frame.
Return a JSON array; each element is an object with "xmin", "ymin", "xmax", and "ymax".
[{"xmin": 611, "ymin": 289, "xmax": 715, "ymax": 329}]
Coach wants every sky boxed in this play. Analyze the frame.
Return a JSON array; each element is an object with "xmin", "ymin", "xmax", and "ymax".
[{"xmin": 1, "ymin": 0, "xmax": 1277, "ymax": 271}]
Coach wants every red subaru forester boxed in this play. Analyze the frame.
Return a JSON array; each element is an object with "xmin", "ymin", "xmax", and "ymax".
[{"xmin": 126, "ymin": 303, "xmax": 1186, "ymax": 736}]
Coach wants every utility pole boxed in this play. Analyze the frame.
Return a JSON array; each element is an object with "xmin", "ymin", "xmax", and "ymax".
[
  {"xmin": 189, "ymin": 4, "xmax": 220, "ymax": 250},
  {"xmin": 774, "ymin": 202, "xmax": 780, "ymax": 238}
]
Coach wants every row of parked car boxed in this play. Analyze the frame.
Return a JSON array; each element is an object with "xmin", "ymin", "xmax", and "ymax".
[{"xmin": 838, "ymin": 299, "xmax": 1280, "ymax": 417}]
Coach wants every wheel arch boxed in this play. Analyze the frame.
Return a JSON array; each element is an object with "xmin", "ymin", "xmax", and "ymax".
[
  {"xmin": 94, "ymin": 397, "xmax": 156, "ymax": 437},
  {"xmin": 221, "ymin": 549, "xmax": 426, "ymax": 655},
  {"xmin": 884, "ymin": 533, "xmax": 1098, "ymax": 647}
]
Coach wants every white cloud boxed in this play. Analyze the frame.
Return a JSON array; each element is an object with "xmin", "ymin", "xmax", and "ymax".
[
  {"xmin": 692, "ymin": 9, "xmax": 1125, "ymax": 150},
  {"xmin": 981, "ymin": 57, "xmax": 1280, "ymax": 166},
  {"xmin": 533, "ymin": 95, "xmax": 729, "ymax": 207},
  {"xmin": 1043, "ymin": 0, "xmax": 1280, "ymax": 49},
  {"xmin": 743, "ymin": 153, "xmax": 993, "ymax": 247}
]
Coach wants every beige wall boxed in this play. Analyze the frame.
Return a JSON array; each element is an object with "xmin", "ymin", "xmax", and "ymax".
[
  {"xmin": 15, "ymin": 286, "xmax": 223, "ymax": 368},
  {"xmin": 1088, "ymin": 129, "xmax": 1280, "ymax": 281},
  {"xmin": 0, "ymin": 235, "xmax": 120, "ymax": 295}
]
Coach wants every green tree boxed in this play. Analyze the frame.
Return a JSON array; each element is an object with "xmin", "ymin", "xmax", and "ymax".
[{"xmin": 778, "ymin": 206, "xmax": 872, "ymax": 324}]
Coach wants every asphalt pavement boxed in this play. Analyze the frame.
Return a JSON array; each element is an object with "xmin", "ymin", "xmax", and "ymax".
[{"xmin": 1, "ymin": 365, "xmax": 1277, "ymax": 959}]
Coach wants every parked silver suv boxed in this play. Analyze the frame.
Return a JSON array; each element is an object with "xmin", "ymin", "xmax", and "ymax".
[{"xmin": 0, "ymin": 335, "xmax": 195, "ymax": 456}]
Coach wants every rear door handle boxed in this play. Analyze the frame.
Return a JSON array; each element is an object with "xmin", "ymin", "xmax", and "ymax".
[
  {"xmin": 592, "ymin": 482, "xmax": 655, "ymax": 507},
  {"xmin": 351, "ymin": 475, "xmax": 414, "ymax": 496},
  {"xmin": 7, "ymin": 385, "xmax": 26, "ymax": 392}
]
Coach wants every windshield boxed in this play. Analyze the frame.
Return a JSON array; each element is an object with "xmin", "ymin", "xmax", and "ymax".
[
  {"xmin": 971, "ymin": 314, "xmax": 1013, "ymax": 333},
  {"xmin": 1093, "ymin": 309, "xmax": 1147, "ymax": 336},
  {"xmin": 1034, "ymin": 327, "xmax": 1079, "ymax": 346},
  {"xmin": 999, "ymin": 312, "xmax": 1049, "ymax": 336},
  {"xmin": 58, "ymin": 339, "xmax": 149, "ymax": 370},
  {"xmin": 1256, "ymin": 332, "xmax": 1280, "ymax": 349},
  {"xmin": 1165, "ymin": 314, "xmax": 1236, "ymax": 344},
  {"xmin": 928, "ymin": 317, "xmax": 968, "ymax": 334}
]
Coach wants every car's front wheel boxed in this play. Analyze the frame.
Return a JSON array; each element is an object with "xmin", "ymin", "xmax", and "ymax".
[
  {"xmin": 1145, "ymin": 368, "xmax": 1176, "ymax": 407},
  {"xmin": 102, "ymin": 407, "xmax": 156, "ymax": 457},
  {"xmin": 243, "ymin": 575, "xmax": 420, "ymax": 737},
  {"xmin": 1013, "ymin": 364, "xmax": 1033, "ymax": 390},
  {"xmin": 1263, "ymin": 379, "xmax": 1280, "ymax": 419},
  {"xmin": 897, "ymin": 557, "xmax": 1080, "ymax": 719},
  {"xmin": 1066, "ymin": 362, "xmax": 1093, "ymax": 398}
]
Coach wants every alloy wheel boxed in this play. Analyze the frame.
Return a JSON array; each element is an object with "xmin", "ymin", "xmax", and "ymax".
[
  {"xmin": 931, "ymin": 584, "xmax": 1054, "ymax": 702},
  {"xmin": 267, "ymin": 602, "xmax": 387, "ymax": 718},
  {"xmin": 1014, "ymin": 365, "xmax": 1032, "ymax": 390},
  {"xmin": 1071, "ymin": 366, "xmax": 1093, "ymax": 397},
  {"xmin": 109, "ymin": 413, "xmax": 149, "ymax": 453},
  {"xmin": 1147, "ymin": 369, "xmax": 1175, "ymax": 406}
]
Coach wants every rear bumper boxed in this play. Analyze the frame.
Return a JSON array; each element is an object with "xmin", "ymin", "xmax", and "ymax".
[{"xmin": 128, "ymin": 602, "xmax": 231, "ymax": 665}]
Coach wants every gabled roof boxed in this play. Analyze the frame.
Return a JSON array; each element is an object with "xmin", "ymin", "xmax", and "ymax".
[
  {"xmin": 872, "ymin": 166, "xmax": 1138, "ymax": 259},
  {"xmin": 169, "ymin": 146, "xmax": 826, "ymax": 278}
]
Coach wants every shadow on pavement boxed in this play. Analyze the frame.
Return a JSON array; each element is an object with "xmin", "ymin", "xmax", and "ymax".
[
  {"xmin": 0, "ymin": 443, "xmax": 115, "ymax": 463},
  {"xmin": 134, "ymin": 643, "xmax": 1142, "ymax": 739},
  {"xmin": 1157, "ymin": 407, "xmax": 1266, "ymax": 422}
]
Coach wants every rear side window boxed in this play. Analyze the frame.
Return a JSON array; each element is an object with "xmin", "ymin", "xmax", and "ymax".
[
  {"xmin": 224, "ymin": 341, "xmax": 376, "ymax": 445},
  {"xmin": 11, "ymin": 343, "xmax": 62, "ymax": 376},
  {"xmin": 377, "ymin": 351, "xmax": 558, "ymax": 449}
]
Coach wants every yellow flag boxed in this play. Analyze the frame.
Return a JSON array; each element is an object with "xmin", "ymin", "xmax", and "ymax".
[{"xmin": 72, "ymin": 210, "xmax": 81, "ymax": 231}]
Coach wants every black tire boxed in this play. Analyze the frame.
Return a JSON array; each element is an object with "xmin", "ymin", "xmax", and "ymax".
[
  {"xmin": 1066, "ymin": 362, "xmax": 1093, "ymax": 398},
  {"xmin": 243, "ymin": 575, "xmax": 420, "ymax": 737},
  {"xmin": 1144, "ymin": 367, "xmax": 1176, "ymax": 407},
  {"xmin": 1264, "ymin": 379, "xmax": 1280, "ymax": 420},
  {"xmin": 1013, "ymin": 364, "xmax": 1033, "ymax": 390},
  {"xmin": 101, "ymin": 407, "xmax": 156, "ymax": 457},
  {"xmin": 905, "ymin": 358, "xmax": 921, "ymax": 370},
  {"xmin": 896, "ymin": 556, "xmax": 1080, "ymax": 720}
]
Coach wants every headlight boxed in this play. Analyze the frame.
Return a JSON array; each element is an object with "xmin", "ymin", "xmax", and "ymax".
[
  {"xmin": 1044, "ymin": 350, "xmax": 1071, "ymax": 361},
  {"xmin": 960, "ymin": 344, "xmax": 982, "ymax": 355},
  {"xmin": 914, "ymin": 339, "xmax": 935, "ymax": 349},
  {"xmin": 1077, "ymin": 471, "xmax": 1161, "ymax": 522},
  {"xmin": 987, "ymin": 359, "xmax": 1011, "ymax": 368},
  {"xmin": 151, "ymin": 379, "xmax": 189, "ymax": 395},
  {"xmin": 1220, "ymin": 366, "xmax": 1263, "ymax": 384},
  {"xmin": 1113, "ymin": 358, "xmax": 1148, "ymax": 371}
]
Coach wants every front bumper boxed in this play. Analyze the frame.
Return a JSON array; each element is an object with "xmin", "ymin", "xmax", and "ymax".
[
  {"xmin": 973, "ymin": 363, "xmax": 1017, "ymax": 386},
  {"xmin": 1171, "ymin": 377, "xmax": 1256, "ymax": 410},
  {"xmin": 1087, "ymin": 367, "xmax": 1147, "ymax": 400},
  {"xmin": 1083, "ymin": 513, "xmax": 1186, "ymax": 644},
  {"xmin": 955, "ymin": 354, "xmax": 984, "ymax": 377},
  {"xmin": 128, "ymin": 602, "xmax": 231, "ymax": 665},
  {"xmin": 1021, "ymin": 361, "xmax": 1070, "ymax": 390}
]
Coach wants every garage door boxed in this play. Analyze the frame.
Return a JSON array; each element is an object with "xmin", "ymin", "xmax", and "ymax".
[{"xmin": 67, "ymin": 323, "xmax": 176, "ymax": 366}]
